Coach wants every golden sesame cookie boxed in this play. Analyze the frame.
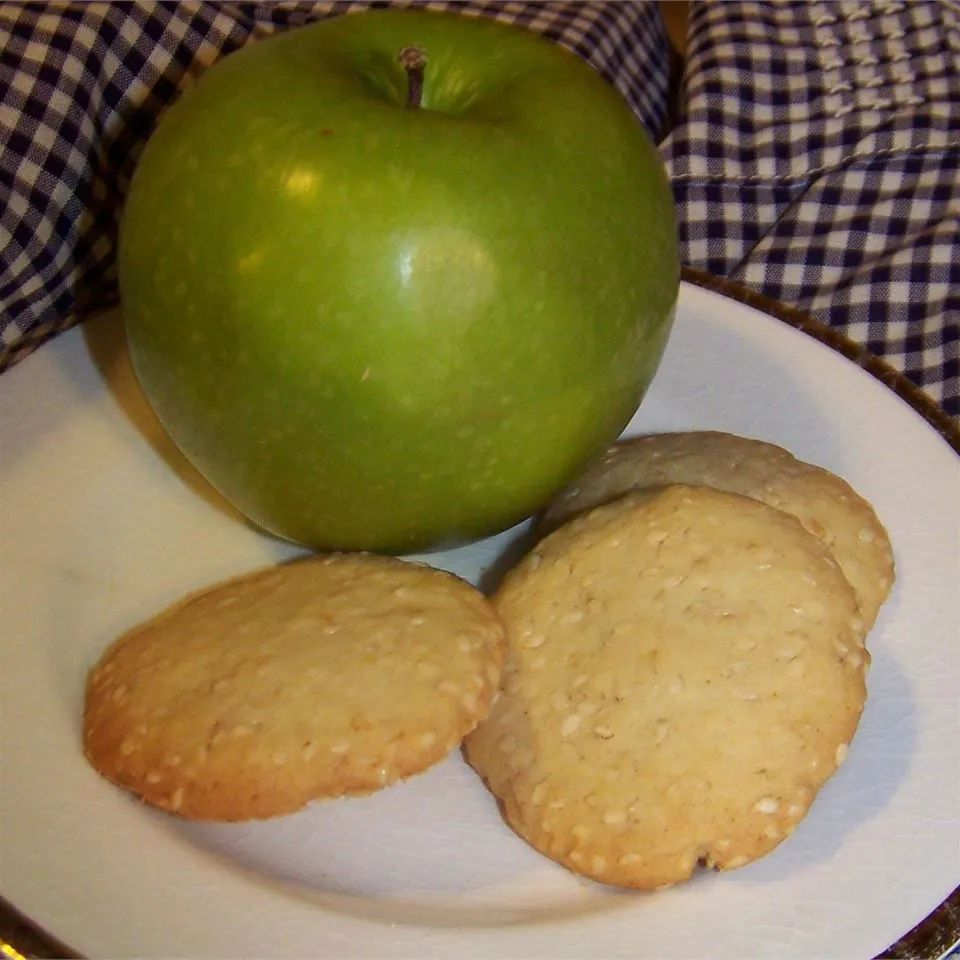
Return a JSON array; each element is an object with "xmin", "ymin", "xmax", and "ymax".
[
  {"xmin": 84, "ymin": 553, "xmax": 505, "ymax": 821},
  {"xmin": 466, "ymin": 485, "xmax": 868, "ymax": 890},
  {"xmin": 540, "ymin": 431, "xmax": 894, "ymax": 628}
]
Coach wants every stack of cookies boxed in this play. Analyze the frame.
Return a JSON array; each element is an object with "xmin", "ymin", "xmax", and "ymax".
[
  {"xmin": 465, "ymin": 432, "xmax": 893, "ymax": 889},
  {"xmin": 83, "ymin": 431, "xmax": 892, "ymax": 891}
]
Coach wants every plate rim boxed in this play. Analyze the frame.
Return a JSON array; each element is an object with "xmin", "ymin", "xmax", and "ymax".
[{"xmin": 2, "ymin": 270, "xmax": 957, "ymax": 960}]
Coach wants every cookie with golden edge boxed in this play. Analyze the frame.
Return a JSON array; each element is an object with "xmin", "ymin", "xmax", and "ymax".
[
  {"xmin": 84, "ymin": 553, "xmax": 505, "ymax": 821},
  {"xmin": 466, "ymin": 485, "xmax": 868, "ymax": 890},
  {"xmin": 540, "ymin": 431, "xmax": 894, "ymax": 628}
]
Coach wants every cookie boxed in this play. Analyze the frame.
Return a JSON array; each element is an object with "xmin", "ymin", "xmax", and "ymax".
[
  {"xmin": 84, "ymin": 553, "xmax": 505, "ymax": 821},
  {"xmin": 540, "ymin": 431, "xmax": 894, "ymax": 628},
  {"xmin": 465, "ymin": 485, "xmax": 868, "ymax": 890}
]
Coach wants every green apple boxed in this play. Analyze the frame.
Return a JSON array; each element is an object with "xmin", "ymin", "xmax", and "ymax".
[{"xmin": 119, "ymin": 9, "xmax": 678, "ymax": 553}]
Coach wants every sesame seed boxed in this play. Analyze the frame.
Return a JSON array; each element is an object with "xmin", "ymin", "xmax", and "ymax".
[
  {"xmin": 569, "ymin": 850, "xmax": 583, "ymax": 864},
  {"xmin": 417, "ymin": 661, "xmax": 441, "ymax": 680},
  {"xmin": 602, "ymin": 809, "xmax": 626, "ymax": 825},
  {"xmin": 531, "ymin": 783, "xmax": 546, "ymax": 805},
  {"xmin": 461, "ymin": 692, "xmax": 478, "ymax": 713},
  {"xmin": 593, "ymin": 724, "xmax": 615, "ymax": 739},
  {"xmin": 110, "ymin": 684, "xmax": 128, "ymax": 703},
  {"xmin": 763, "ymin": 825, "xmax": 781, "ymax": 839},
  {"xmin": 523, "ymin": 634, "xmax": 546, "ymax": 649},
  {"xmin": 330, "ymin": 742, "xmax": 350, "ymax": 755},
  {"xmin": 787, "ymin": 803, "xmax": 804, "ymax": 818},
  {"xmin": 273, "ymin": 752, "xmax": 287, "ymax": 767},
  {"xmin": 528, "ymin": 553, "xmax": 542, "ymax": 570},
  {"xmin": 732, "ymin": 689, "xmax": 759, "ymax": 701},
  {"xmin": 169, "ymin": 787, "xmax": 185, "ymax": 812},
  {"xmin": 858, "ymin": 528, "xmax": 876, "ymax": 543},
  {"xmin": 145, "ymin": 771, "xmax": 162, "ymax": 784},
  {"xmin": 618, "ymin": 853, "xmax": 641, "ymax": 866},
  {"xmin": 571, "ymin": 824, "xmax": 591, "ymax": 840},
  {"xmin": 655, "ymin": 721, "xmax": 669, "ymax": 745},
  {"xmin": 119, "ymin": 738, "xmax": 137, "ymax": 757},
  {"xmin": 726, "ymin": 855, "xmax": 749, "ymax": 869},
  {"xmin": 591, "ymin": 856, "xmax": 607, "ymax": 874},
  {"xmin": 835, "ymin": 743, "xmax": 849, "ymax": 766},
  {"xmin": 668, "ymin": 677, "xmax": 684, "ymax": 694},
  {"xmin": 418, "ymin": 731, "xmax": 437, "ymax": 749},
  {"xmin": 562, "ymin": 610, "xmax": 585, "ymax": 625},
  {"xmin": 754, "ymin": 796, "xmax": 779, "ymax": 814},
  {"xmin": 561, "ymin": 714, "xmax": 582, "ymax": 737}
]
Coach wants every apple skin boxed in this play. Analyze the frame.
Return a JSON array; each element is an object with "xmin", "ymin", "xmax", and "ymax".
[{"xmin": 118, "ymin": 9, "xmax": 679, "ymax": 554}]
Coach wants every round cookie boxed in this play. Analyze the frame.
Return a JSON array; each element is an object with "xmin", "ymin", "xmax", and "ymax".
[
  {"xmin": 540, "ymin": 431, "xmax": 894, "ymax": 628},
  {"xmin": 466, "ymin": 485, "xmax": 868, "ymax": 890},
  {"xmin": 85, "ymin": 553, "xmax": 505, "ymax": 821}
]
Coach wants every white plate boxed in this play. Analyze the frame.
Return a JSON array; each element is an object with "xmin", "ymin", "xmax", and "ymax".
[{"xmin": 1, "ymin": 280, "xmax": 957, "ymax": 959}]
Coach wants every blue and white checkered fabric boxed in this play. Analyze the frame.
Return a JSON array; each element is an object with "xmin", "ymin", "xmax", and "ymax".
[
  {"xmin": 1, "ymin": 0, "xmax": 958, "ymax": 416},
  {"xmin": 661, "ymin": 0, "xmax": 959, "ymax": 416}
]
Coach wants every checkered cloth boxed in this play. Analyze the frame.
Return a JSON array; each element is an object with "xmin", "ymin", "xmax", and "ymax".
[
  {"xmin": 2, "ymin": 0, "xmax": 958, "ymax": 417},
  {"xmin": 661, "ymin": 0, "xmax": 960, "ymax": 417}
]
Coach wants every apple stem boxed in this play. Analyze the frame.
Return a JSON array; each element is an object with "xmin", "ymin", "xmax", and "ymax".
[{"xmin": 398, "ymin": 46, "xmax": 427, "ymax": 109}]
